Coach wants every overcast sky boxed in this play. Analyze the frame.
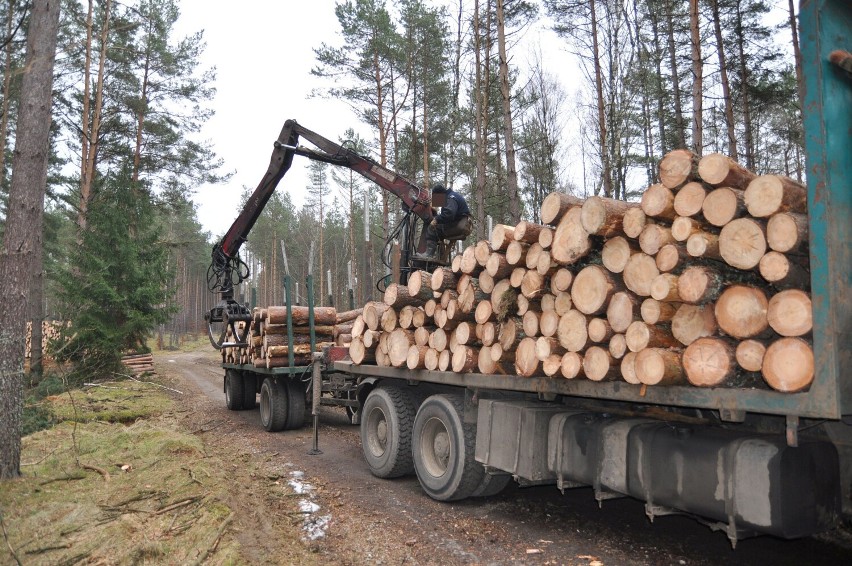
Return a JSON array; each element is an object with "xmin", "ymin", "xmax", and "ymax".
[{"xmin": 174, "ymin": 0, "xmax": 577, "ymax": 239}]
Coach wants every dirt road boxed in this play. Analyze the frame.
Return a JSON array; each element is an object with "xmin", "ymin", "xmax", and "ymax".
[{"xmin": 164, "ymin": 348, "xmax": 851, "ymax": 565}]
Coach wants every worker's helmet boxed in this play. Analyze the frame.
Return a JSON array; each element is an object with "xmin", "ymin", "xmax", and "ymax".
[{"xmin": 431, "ymin": 183, "xmax": 447, "ymax": 194}]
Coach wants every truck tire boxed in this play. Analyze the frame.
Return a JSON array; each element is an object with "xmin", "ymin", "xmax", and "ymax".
[
  {"xmin": 285, "ymin": 379, "xmax": 306, "ymax": 430},
  {"xmin": 471, "ymin": 472, "xmax": 512, "ymax": 498},
  {"xmin": 361, "ymin": 386, "xmax": 418, "ymax": 478},
  {"xmin": 224, "ymin": 369, "xmax": 244, "ymax": 411},
  {"xmin": 242, "ymin": 373, "xmax": 257, "ymax": 410},
  {"xmin": 260, "ymin": 378, "xmax": 288, "ymax": 432},
  {"xmin": 412, "ymin": 394, "xmax": 485, "ymax": 501}
]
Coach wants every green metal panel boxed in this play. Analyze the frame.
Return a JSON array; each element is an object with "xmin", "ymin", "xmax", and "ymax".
[{"xmin": 801, "ymin": 0, "xmax": 852, "ymax": 417}]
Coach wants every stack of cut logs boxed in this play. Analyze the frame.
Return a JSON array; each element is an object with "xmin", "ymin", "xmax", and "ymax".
[
  {"xmin": 349, "ymin": 149, "xmax": 814, "ymax": 393},
  {"xmin": 121, "ymin": 353, "xmax": 155, "ymax": 376},
  {"xmin": 222, "ymin": 306, "xmax": 361, "ymax": 368},
  {"xmin": 25, "ymin": 321, "xmax": 67, "ymax": 358}
]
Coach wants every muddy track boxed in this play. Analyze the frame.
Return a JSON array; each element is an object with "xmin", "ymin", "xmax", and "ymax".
[{"xmin": 163, "ymin": 348, "xmax": 852, "ymax": 565}]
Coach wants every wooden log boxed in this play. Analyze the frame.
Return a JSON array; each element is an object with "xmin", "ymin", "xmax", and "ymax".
[
  {"xmin": 670, "ymin": 216, "xmax": 702, "ymax": 242},
  {"xmin": 380, "ymin": 307, "xmax": 398, "ymax": 332},
  {"xmin": 583, "ymin": 346, "xmax": 619, "ymax": 382},
  {"xmin": 412, "ymin": 308, "xmax": 427, "ymax": 328},
  {"xmin": 522, "ymin": 310, "xmax": 541, "ymax": 338},
  {"xmin": 715, "ymin": 285, "xmax": 770, "ymax": 339},
  {"xmin": 364, "ymin": 302, "xmax": 390, "ymax": 330},
  {"xmin": 536, "ymin": 250, "xmax": 558, "ymax": 277},
  {"xmin": 516, "ymin": 294, "xmax": 532, "ymax": 316},
  {"xmin": 635, "ymin": 348, "xmax": 685, "ymax": 386},
  {"xmin": 686, "ymin": 231, "xmax": 722, "ymax": 261},
  {"xmin": 349, "ymin": 337, "xmax": 374, "ymax": 364},
  {"xmin": 515, "ymin": 337, "xmax": 541, "ymax": 377},
  {"xmin": 557, "ymin": 309, "xmax": 589, "ymax": 352},
  {"xmin": 672, "ymin": 181, "xmax": 707, "ymax": 217},
  {"xmin": 659, "ymin": 148, "xmax": 699, "ymax": 188},
  {"xmin": 640, "ymin": 183, "xmax": 676, "ymax": 220},
  {"xmin": 541, "ymin": 293, "xmax": 556, "ymax": 312},
  {"xmin": 424, "ymin": 299, "xmax": 438, "ymax": 318},
  {"xmin": 424, "ymin": 348, "xmax": 440, "ymax": 370},
  {"xmin": 452, "ymin": 345, "xmax": 479, "ymax": 373},
  {"xmin": 571, "ymin": 265, "xmax": 622, "ymax": 315},
  {"xmin": 702, "ymin": 186, "xmax": 746, "ymax": 227},
  {"xmin": 683, "ymin": 337, "xmax": 737, "ymax": 387},
  {"xmin": 655, "ymin": 243, "xmax": 688, "ymax": 273},
  {"xmin": 622, "ymin": 253, "xmax": 659, "ymax": 297},
  {"xmin": 762, "ymin": 337, "xmax": 814, "ymax": 392},
  {"xmin": 525, "ymin": 242, "xmax": 544, "ymax": 270},
  {"xmin": 560, "ymin": 351, "xmax": 584, "ymax": 379},
  {"xmin": 406, "ymin": 344, "xmax": 429, "ymax": 370},
  {"xmin": 581, "ymin": 196, "xmax": 635, "ymax": 237},
  {"xmin": 335, "ymin": 309, "xmax": 363, "ymax": 324},
  {"xmin": 479, "ymin": 271, "xmax": 496, "ymax": 293},
  {"xmin": 536, "ymin": 336, "xmax": 565, "ymax": 361},
  {"xmin": 459, "ymin": 246, "xmax": 483, "ymax": 275},
  {"xmin": 767, "ymin": 289, "xmax": 812, "ymax": 337},
  {"xmin": 541, "ymin": 192, "xmax": 584, "ymax": 225},
  {"xmin": 588, "ymin": 318, "xmax": 613, "ymax": 343},
  {"xmin": 266, "ymin": 355, "xmax": 311, "ymax": 368},
  {"xmin": 398, "ymin": 305, "xmax": 416, "ymax": 329},
  {"xmin": 480, "ymin": 321, "xmax": 498, "ymax": 346},
  {"xmin": 362, "ymin": 329, "xmax": 382, "ymax": 349},
  {"xmin": 474, "ymin": 300, "xmax": 496, "ymax": 325},
  {"xmin": 719, "ymin": 218, "xmax": 767, "ymax": 270},
  {"xmin": 521, "ymin": 269, "xmax": 547, "ymax": 299},
  {"xmin": 431, "ymin": 267, "xmax": 457, "ymax": 292},
  {"xmin": 609, "ymin": 333, "xmax": 628, "ymax": 359},
  {"xmin": 620, "ymin": 352, "xmax": 640, "ymax": 384},
  {"xmin": 744, "ymin": 174, "xmax": 808, "ymax": 218},
  {"xmin": 475, "ymin": 240, "xmax": 493, "ymax": 266},
  {"xmin": 676, "ymin": 265, "xmax": 724, "ymax": 304},
  {"xmin": 640, "ymin": 298, "xmax": 678, "ymax": 325},
  {"xmin": 261, "ymin": 324, "xmax": 335, "ymax": 336},
  {"xmin": 766, "ymin": 212, "xmax": 808, "ymax": 255},
  {"xmin": 407, "ymin": 270, "xmax": 436, "ymax": 303},
  {"xmin": 388, "ymin": 328, "xmax": 415, "ymax": 367},
  {"xmin": 385, "ymin": 283, "xmax": 427, "ymax": 308},
  {"xmin": 453, "ymin": 321, "xmax": 478, "ymax": 346},
  {"xmin": 551, "ymin": 268, "xmax": 574, "ymax": 292},
  {"xmin": 758, "ymin": 251, "xmax": 810, "ymax": 289},
  {"xmin": 551, "ymin": 207, "xmax": 592, "ymax": 265},
  {"xmin": 414, "ymin": 326, "xmax": 431, "ymax": 347},
  {"xmin": 441, "ymin": 289, "xmax": 460, "ymax": 309},
  {"xmin": 510, "ymin": 267, "xmax": 527, "ymax": 288},
  {"xmin": 736, "ymin": 339, "xmax": 766, "ymax": 372},
  {"xmin": 446, "ymin": 297, "xmax": 475, "ymax": 323},
  {"xmin": 601, "ymin": 236, "xmax": 639, "ymax": 274},
  {"xmin": 639, "ymin": 224, "xmax": 675, "ymax": 256},
  {"xmin": 263, "ymin": 334, "xmax": 315, "ymax": 349},
  {"xmin": 513, "ymin": 221, "xmax": 546, "ymax": 244},
  {"xmin": 625, "ymin": 321, "xmax": 679, "ymax": 352},
  {"xmin": 554, "ymin": 291, "xmax": 573, "ymax": 316},
  {"xmin": 490, "ymin": 224, "xmax": 516, "ymax": 252},
  {"xmin": 438, "ymin": 349, "xmax": 451, "ymax": 371},
  {"xmin": 351, "ymin": 316, "xmax": 366, "ymax": 338},
  {"xmin": 429, "ymin": 328, "xmax": 448, "ymax": 352},
  {"xmin": 486, "ymin": 252, "xmax": 513, "ymax": 279},
  {"xmin": 540, "ymin": 310, "xmax": 561, "ymax": 338},
  {"xmin": 451, "ymin": 253, "xmax": 463, "ymax": 273},
  {"xmin": 505, "ymin": 240, "xmax": 528, "ymax": 266},
  {"xmin": 606, "ymin": 291, "xmax": 639, "ymax": 334},
  {"xmin": 542, "ymin": 354, "xmax": 564, "ymax": 377},
  {"xmin": 698, "ymin": 153, "xmax": 756, "ymax": 189},
  {"xmin": 266, "ymin": 306, "xmax": 337, "ymax": 326},
  {"xmin": 498, "ymin": 317, "xmax": 524, "ymax": 351},
  {"xmin": 671, "ymin": 304, "xmax": 717, "ymax": 346},
  {"xmin": 538, "ymin": 226, "xmax": 554, "ymax": 249},
  {"xmin": 622, "ymin": 207, "xmax": 649, "ymax": 239},
  {"xmin": 650, "ymin": 273, "xmax": 681, "ymax": 302}
]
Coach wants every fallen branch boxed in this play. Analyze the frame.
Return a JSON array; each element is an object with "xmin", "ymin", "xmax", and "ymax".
[
  {"xmin": 191, "ymin": 513, "xmax": 234, "ymax": 566},
  {"xmin": 154, "ymin": 495, "xmax": 206, "ymax": 516},
  {"xmin": 0, "ymin": 510, "xmax": 22, "ymax": 566},
  {"xmin": 82, "ymin": 463, "xmax": 111, "ymax": 482},
  {"xmin": 21, "ymin": 447, "xmax": 60, "ymax": 467},
  {"xmin": 127, "ymin": 376, "xmax": 183, "ymax": 395},
  {"xmin": 39, "ymin": 472, "xmax": 86, "ymax": 486}
]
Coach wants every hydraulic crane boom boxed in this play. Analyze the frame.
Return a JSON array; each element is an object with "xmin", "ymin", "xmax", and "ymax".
[{"xmin": 205, "ymin": 119, "xmax": 436, "ymax": 349}]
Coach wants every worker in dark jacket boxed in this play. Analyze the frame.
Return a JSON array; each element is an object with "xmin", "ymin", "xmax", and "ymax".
[{"xmin": 417, "ymin": 183, "xmax": 472, "ymax": 259}]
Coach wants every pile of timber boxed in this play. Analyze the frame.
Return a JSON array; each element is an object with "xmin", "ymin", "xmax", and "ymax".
[
  {"xmin": 221, "ymin": 306, "xmax": 361, "ymax": 368},
  {"xmin": 121, "ymin": 353, "xmax": 154, "ymax": 376},
  {"xmin": 25, "ymin": 321, "xmax": 66, "ymax": 358},
  {"xmin": 349, "ymin": 149, "xmax": 814, "ymax": 393}
]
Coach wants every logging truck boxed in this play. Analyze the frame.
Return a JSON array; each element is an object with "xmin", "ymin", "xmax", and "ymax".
[{"xmin": 208, "ymin": 0, "xmax": 850, "ymax": 546}]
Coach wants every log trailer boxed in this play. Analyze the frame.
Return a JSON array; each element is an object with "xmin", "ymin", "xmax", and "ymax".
[{"xmin": 206, "ymin": 0, "xmax": 850, "ymax": 546}]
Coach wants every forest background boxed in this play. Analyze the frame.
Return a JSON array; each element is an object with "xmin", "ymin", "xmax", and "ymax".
[{"xmin": 0, "ymin": 0, "xmax": 803, "ymax": 371}]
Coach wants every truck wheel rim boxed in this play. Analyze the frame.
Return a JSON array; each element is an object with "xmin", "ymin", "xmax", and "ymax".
[
  {"xmin": 260, "ymin": 388, "xmax": 271, "ymax": 426},
  {"xmin": 366, "ymin": 406, "xmax": 388, "ymax": 458},
  {"xmin": 421, "ymin": 417, "xmax": 450, "ymax": 477}
]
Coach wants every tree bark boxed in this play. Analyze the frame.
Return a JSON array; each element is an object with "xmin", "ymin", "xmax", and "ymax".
[{"xmin": 0, "ymin": 0, "xmax": 61, "ymax": 479}]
